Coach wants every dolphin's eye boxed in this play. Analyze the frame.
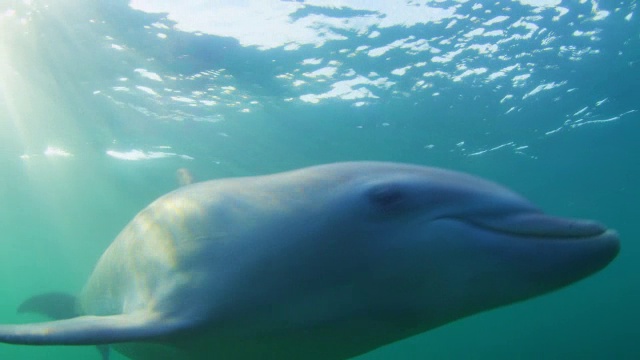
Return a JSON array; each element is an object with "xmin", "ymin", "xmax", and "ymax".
[{"xmin": 369, "ymin": 185, "xmax": 405, "ymax": 208}]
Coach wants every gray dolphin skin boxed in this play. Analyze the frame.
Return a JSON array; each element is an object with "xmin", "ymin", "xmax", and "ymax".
[{"xmin": 0, "ymin": 162, "xmax": 619, "ymax": 359}]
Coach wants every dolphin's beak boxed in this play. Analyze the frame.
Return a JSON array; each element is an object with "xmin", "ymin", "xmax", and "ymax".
[{"xmin": 447, "ymin": 209, "xmax": 621, "ymax": 292}]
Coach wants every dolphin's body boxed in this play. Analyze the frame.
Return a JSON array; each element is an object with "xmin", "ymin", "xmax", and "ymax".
[{"xmin": 0, "ymin": 162, "xmax": 619, "ymax": 359}]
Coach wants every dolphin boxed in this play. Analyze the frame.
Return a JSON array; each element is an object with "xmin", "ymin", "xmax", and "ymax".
[{"xmin": 0, "ymin": 162, "xmax": 619, "ymax": 359}]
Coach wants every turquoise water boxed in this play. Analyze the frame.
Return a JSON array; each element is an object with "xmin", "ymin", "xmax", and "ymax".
[{"xmin": 1, "ymin": 0, "xmax": 638, "ymax": 359}]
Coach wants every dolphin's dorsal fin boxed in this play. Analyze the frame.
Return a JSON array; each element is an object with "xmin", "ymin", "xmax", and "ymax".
[
  {"xmin": 177, "ymin": 168, "xmax": 194, "ymax": 186},
  {"xmin": 0, "ymin": 312, "xmax": 180, "ymax": 345}
]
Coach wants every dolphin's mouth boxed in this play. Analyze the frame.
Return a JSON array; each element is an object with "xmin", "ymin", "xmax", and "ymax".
[{"xmin": 457, "ymin": 212, "xmax": 612, "ymax": 240}]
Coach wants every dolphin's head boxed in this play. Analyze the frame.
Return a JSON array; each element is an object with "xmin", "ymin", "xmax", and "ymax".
[{"xmin": 316, "ymin": 162, "xmax": 620, "ymax": 331}]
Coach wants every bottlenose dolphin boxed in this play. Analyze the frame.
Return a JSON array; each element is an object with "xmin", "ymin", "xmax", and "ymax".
[{"xmin": 0, "ymin": 162, "xmax": 619, "ymax": 359}]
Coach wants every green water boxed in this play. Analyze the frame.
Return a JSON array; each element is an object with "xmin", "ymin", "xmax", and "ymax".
[{"xmin": 1, "ymin": 0, "xmax": 639, "ymax": 359}]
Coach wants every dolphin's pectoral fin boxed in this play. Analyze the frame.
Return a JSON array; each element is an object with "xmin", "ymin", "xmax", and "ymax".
[
  {"xmin": 0, "ymin": 312, "xmax": 180, "ymax": 345},
  {"xmin": 17, "ymin": 292, "xmax": 78, "ymax": 320},
  {"xmin": 97, "ymin": 344, "xmax": 110, "ymax": 360},
  {"xmin": 17, "ymin": 292, "xmax": 112, "ymax": 358}
]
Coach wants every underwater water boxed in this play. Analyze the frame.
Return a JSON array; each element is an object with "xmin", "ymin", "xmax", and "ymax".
[{"xmin": 0, "ymin": 0, "xmax": 638, "ymax": 359}]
